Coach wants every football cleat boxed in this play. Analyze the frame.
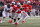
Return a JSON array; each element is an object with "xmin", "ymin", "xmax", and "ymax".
[
  {"xmin": 9, "ymin": 20, "xmax": 12, "ymax": 23},
  {"xmin": 15, "ymin": 22, "xmax": 18, "ymax": 26},
  {"xmin": 22, "ymin": 21, "xmax": 24, "ymax": 24}
]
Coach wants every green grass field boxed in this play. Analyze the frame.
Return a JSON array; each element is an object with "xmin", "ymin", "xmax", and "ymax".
[{"xmin": 0, "ymin": 16, "xmax": 40, "ymax": 27}]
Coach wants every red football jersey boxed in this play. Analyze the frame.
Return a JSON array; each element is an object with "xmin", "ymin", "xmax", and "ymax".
[
  {"xmin": 16, "ymin": 6, "xmax": 21, "ymax": 14},
  {"xmin": 11, "ymin": 5, "xmax": 17, "ymax": 13},
  {"xmin": 22, "ymin": 4, "xmax": 32, "ymax": 12}
]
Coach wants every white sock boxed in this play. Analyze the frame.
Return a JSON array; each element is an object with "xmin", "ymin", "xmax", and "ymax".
[
  {"xmin": 1, "ymin": 17, "xmax": 4, "ymax": 21},
  {"xmin": 9, "ymin": 18, "xmax": 12, "ymax": 21},
  {"xmin": 1, "ymin": 20, "xmax": 2, "ymax": 23},
  {"xmin": 0, "ymin": 17, "xmax": 3, "ymax": 23},
  {"xmin": 23, "ymin": 16, "xmax": 29, "ymax": 21},
  {"xmin": 7, "ymin": 13, "xmax": 9, "ymax": 17}
]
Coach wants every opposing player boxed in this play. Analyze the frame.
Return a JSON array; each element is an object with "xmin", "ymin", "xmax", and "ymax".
[
  {"xmin": 0, "ymin": 2, "xmax": 6, "ymax": 23},
  {"xmin": 4, "ymin": 3, "xmax": 13, "ymax": 23},
  {"xmin": 15, "ymin": 1, "xmax": 32, "ymax": 26},
  {"xmin": 0, "ymin": 7, "xmax": 5, "ymax": 23}
]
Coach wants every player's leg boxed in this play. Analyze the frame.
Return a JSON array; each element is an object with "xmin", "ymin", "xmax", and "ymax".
[
  {"xmin": 16, "ymin": 14, "xmax": 24, "ymax": 23},
  {"xmin": 0, "ymin": 11, "xmax": 6, "ymax": 23},
  {"xmin": 15, "ymin": 16, "xmax": 23, "ymax": 26},
  {"xmin": 11, "ymin": 12, "xmax": 15, "ymax": 19},
  {"xmin": 7, "ymin": 12, "xmax": 9, "ymax": 17},
  {"xmin": 17, "ymin": 13, "xmax": 21, "ymax": 20},
  {"xmin": 9, "ymin": 12, "xmax": 12, "ymax": 23},
  {"xmin": 22, "ymin": 12, "xmax": 29, "ymax": 24},
  {"xmin": 15, "ymin": 12, "xmax": 25, "ymax": 25},
  {"xmin": 14, "ymin": 13, "xmax": 17, "ymax": 23},
  {"xmin": 23, "ymin": 16, "xmax": 29, "ymax": 21},
  {"xmin": 11, "ymin": 12, "xmax": 13, "ymax": 19}
]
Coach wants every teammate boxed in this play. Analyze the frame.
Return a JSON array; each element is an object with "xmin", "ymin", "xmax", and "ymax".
[
  {"xmin": 15, "ymin": 1, "xmax": 32, "ymax": 26},
  {"xmin": 22, "ymin": 1, "xmax": 32, "ymax": 16},
  {"xmin": 11, "ymin": 2, "xmax": 17, "ymax": 19},
  {"xmin": 11, "ymin": 2, "xmax": 17, "ymax": 23},
  {"xmin": 13, "ymin": 3, "xmax": 21, "ymax": 24}
]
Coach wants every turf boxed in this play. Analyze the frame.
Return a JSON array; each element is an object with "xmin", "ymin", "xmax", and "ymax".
[{"xmin": 0, "ymin": 16, "xmax": 40, "ymax": 27}]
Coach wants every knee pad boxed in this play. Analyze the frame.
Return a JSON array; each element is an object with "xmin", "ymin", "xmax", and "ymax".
[
  {"xmin": 9, "ymin": 16, "xmax": 11, "ymax": 18},
  {"xmin": 11, "ymin": 18, "xmax": 13, "ymax": 19},
  {"xmin": 14, "ymin": 19, "xmax": 16, "ymax": 22},
  {"xmin": 18, "ymin": 18, "xmax": 20, "ymax": 20}
]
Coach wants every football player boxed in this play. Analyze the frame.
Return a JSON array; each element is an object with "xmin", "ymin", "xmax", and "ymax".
[
  {"xmin": 0, "ymin": 2, "xmax": 6, "ymax": 23},
  {"xmin": 15, "ymin": 1, "xmax": 32, "ymax": 26},
  {"xmin": 13, "ymin": 3, "xmax": 21, "ymax": 24},
  {"xmin": 4, "ymin": 3, "xmax": 13, "ymax": 23},
  {"xmin": 11, "ymin": 2, "xmax": 16, "ymax": 19},
  {"xmin": 0, "ymin": 7, "xmax": 4, "ymax": 23},
  {"xmin": 22, "ymin": 1, "xmax": 32, "ymax": 16}
]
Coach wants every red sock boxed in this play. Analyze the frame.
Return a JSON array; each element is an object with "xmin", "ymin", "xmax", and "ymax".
[{"xmin": 9, "ymin": 20, "xmax": 12, "ymax": 23}]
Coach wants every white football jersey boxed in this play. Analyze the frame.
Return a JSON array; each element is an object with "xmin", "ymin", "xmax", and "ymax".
[{"xmin": 4, "ymin": 5, "xmax": 13, "ymax": 12}]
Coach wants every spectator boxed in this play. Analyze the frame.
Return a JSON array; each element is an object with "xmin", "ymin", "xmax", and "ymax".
[
  {"xmin": 0, "ymin": 1, "xmax": 4, "ymax": 8},
  {"xmin": 35, "ymin": 8, "xmax": 38, "ymax": 16},
  {"xmin": 33, "ymin": 2, "xmax": 36, "ymax": 6},
  {"xmin": 6, "ymin": 0, "xmax": 11, "ymax": 4},
  {"xmin": 0, "ymin": 1, "xmax": 4, "ymax": 17},
  {"xmin": 32, "ymin": 8, "xmax": 36, "ymax": 16}
]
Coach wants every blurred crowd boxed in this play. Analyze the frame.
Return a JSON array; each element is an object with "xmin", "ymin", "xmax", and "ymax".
[{"xmin": 0, "ymin": 0, "xmax": 40, "ymax": 16}]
